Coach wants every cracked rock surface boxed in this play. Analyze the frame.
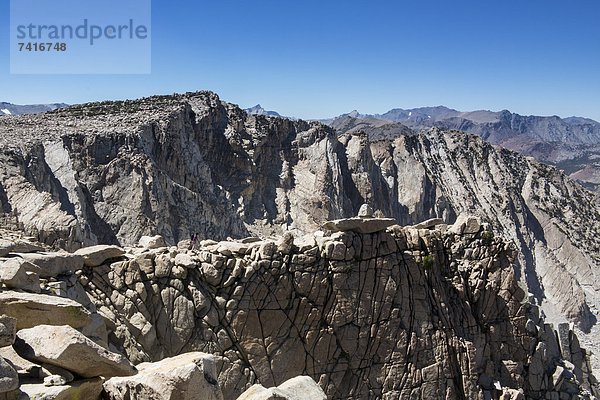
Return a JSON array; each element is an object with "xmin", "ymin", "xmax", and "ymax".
[{"xmin": 78, "ymin": 222, "xmax": 599, "ymax": 399}]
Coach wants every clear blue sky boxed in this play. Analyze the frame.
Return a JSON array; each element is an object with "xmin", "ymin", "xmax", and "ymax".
[{"xmin": 1, "ymin": 0, "xmax": 599, "ymax": 120}]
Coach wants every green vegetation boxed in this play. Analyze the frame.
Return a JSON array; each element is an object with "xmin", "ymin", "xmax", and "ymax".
[
  {"xmin": 422, "ymin": 255, "xmax": 434, "ymax": 270},
  {"xmin": 482, "ymin": 231, "xmax": 494, "ymax": 245}
]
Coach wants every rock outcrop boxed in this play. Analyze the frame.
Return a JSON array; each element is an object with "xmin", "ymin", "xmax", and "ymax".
[
  {"xmin": 74, "ymin": 218, "xmax": 598, "ymax": 399},
  {"xmin": 0, "ymin": 91, "xmax": 597, "ymax": 341},
  {"xmin": 0, "ymin": 91, "xmax": 599, "ymax": 381}
]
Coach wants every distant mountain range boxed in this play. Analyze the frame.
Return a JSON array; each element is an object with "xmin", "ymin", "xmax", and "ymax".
[
  {"xmin": 0, "ymin": 102, "xmax": 68, "ymax": 116},
  {"xmin": 323, "ymin": 106, "xmax": 600, "ymax": 192},
  {"xmin": 244, "ymin": 104, "xmax": 281, "ymax": 117}
]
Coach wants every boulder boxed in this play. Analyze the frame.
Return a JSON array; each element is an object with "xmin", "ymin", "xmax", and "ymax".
[
  {"xmin": 412, "ymin": 218, "xmax": 444, "ymax": 230},
  {"xmin": 236, "ymin": 376, "xmax": 326, "ymax": 400},
  {"xmin": 357, "ymin": 203, "xmax": 374, "ymax": 218},
  {"xmin": 11, "ymin": 240, "xmax": 44, "ymax": 254},
  {"xmin": 0, "ymin": 291, "xmax": 92, "ymax": 330},
  {"xmin": 138, "ymin": 235, "xmax": 166, "ymax": 249},
  {"xmin": 0, "ymin": 356, "xmax": 18, "ymax": 393},
  {"xmin": 0, "ymin": 241, "xmax": 13, "ymax": 258},
  {"xmin": 0, "ymin": 316, "xmax": 16, "ymax": 348},
  {"xmin": 16, "ymin": 252, "xmax": 84, "ymax": 278},
  {"xmin": 0, "ymin": 259, "xmax": 40, "ymax": 293},
  {"xmin": 322, "ymin": 217, "xmax": 396, "ymax": 234},
  {"xmin": 14, "ymin": 325, "xmax": 136, "ymax": 379},
  {"xmin": 174, "ymin": 253, "xmax": 195, "ymax": 269},
  {"xmin": 74, "ymin": 245, "xmax": 125, "ymax": 267},
  {"xmin": 216, "ymin": 241, "xmax": 249, "ymax": 256},
  {"xmin": 103, "ymin": 352, "xmax": 222, "ymax": 400},
  {"xmin": 19, "ymin": 377, "xmax": 103, "ymax": 400},
  {"xmin": 449, "ymin": 214, "xmax": 482, "ymax": 235}
]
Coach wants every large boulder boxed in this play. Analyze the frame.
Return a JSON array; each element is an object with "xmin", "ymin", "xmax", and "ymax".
[
  {"xmin": 0, "ymin": 292, "xmax": 91, "ymax": 330},
  {"xmin": 0, "ymin": 241, "xmax": 13, "ymax": 258},
  {"xmin": 449, "ymin": 214, "xmax": 482, "ymax": 235},
  {"xmin": 322, "ymin": 217, "xmax": 396, "ymax": 234},
  {"xmin": 103, "ymin": 352, "xmax": 222, "ymax": 400},
  {"xmin": 0, "ymin": 356, "xmax": 18, "ymax": 394},
  {"xmin": 138, "ymin": 235, "xmax": 166, "ymax": 249},
  {"xmin": 236, "ymin": 376, "xmax": 326, "ymax": 400},
  {"xmin": 74, "ymin": 245, "xmax": 125, "ymax": 267},
  {"xmin": 19, "ymin": 377, "xmax": 103, "ymax": 400},
  {"xmin": 0, "ymin": 259, "xmax": 40, "ymax": 293},
  {"xmin": 14, "ymin": 325, "xmax": 136, "ymax": 379},
  {"xmin": 16, "ymin": 252, "xmax": 84, "ymax": 278},
  {"xmin": 0, "ymin": 316, "xmax": 16, "ymax": 348}
]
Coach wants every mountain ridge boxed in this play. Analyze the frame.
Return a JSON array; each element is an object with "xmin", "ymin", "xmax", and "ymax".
[{"xmin": 0, "ymin": 101, "xmax": 68, "ymax": 116}]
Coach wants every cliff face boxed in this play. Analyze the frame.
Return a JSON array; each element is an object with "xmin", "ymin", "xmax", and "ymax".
[
  {"xmin": 0, "ymin": 91, "xmax": 598, "ymax": 334},
  {"xmin": 81, "ymin": 220, "xmax": 598, "ymax": 399}
]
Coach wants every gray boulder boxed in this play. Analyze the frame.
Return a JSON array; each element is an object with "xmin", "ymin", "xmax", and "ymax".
[
  {"xmin": 19, "ymin": 377, "xmax": 103, "ymax": 400},
  {"xmin": 0, "ymin": 259, "xmax": 40, "ymax": 293},
  {"xmin": 0, "ymin": 316, "xmax": 16, "ymax": 348},
  {"xmin": 103, "ymin": 352, "xmax": 222, "ymax": 400},
  {"xmin": 74, "ymin": 245, "xmax": 125, "ymax": 267},
  {"xmin": 0, "ymin": 291, "xmax": 91, "ymax": 330},
  {"xmin": 138, "ymin": 235, "xmax": 166, "ymax": 249},
  {"xmin": 322, "ymin": 217, "xmax": 396, "ymax": 234},
  {"xmin": 16, "ymin": 252, "xmax": 83, "ymax": 278},
  {"xmin": 236, "ymin": 376, "xmax": 326, "ymax": 400},
  {"xmin": 14, "ymin": 325, "xmax": 136, "ymax": 378},
  {"xmin": 0, "ymin": 356, "xmax": 18, "ymax": 393}
]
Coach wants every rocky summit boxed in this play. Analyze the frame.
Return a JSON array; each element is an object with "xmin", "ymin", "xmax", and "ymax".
[
  {"xmin": 0, "ymin": 216, "xmax": 597, "ymax": 399},
  {"xmin": 0, "ymin": 91, "xmax": 599, "ymax": 399}
]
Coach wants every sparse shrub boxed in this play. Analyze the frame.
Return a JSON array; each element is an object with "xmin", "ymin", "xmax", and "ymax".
[
  {"xmin": 482, "ymin": 231, "xmax": 494, "ymax": 245},
  {"xmin": 422, "ymin": 255, "xmax": 434, "ymax": 270}
]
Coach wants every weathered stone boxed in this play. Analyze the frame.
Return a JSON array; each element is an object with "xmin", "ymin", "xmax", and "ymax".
[
  {"xmin": 138, "ymin": 235, "xmax": 166, "ymax": 249},
  {"xmin": 236, "ymin": 376, "xmax": 326, "ymax": 400},
  {"xmin": 44, "ymin": 374, "xmax": 68, "ymax": 386},
  {"xmin": 103, "ymin": 352, "xmax": 222, "ymax": 400},
  {"xmin": 19, "ymin": 377, "xmax": 103, "ymax": 400},
  {"xmin": 322, "ymin": 217, "xmax": 396, "ymax": 234},
  {"xmin": 217, "ymin": 242, "xmax": 249, "ymax": 256},
  {"xmin": 174, "ymin": 253, "xmax": 195, "ymax": 269},
  {"xmin": 14, "ymin": 325, "xmax": 136, "ymax": 378},
  {"xmin": 0, "ymin": 291, "xmax": 92, "ymax": 330},
  {"xmin": 357, "ymin": 204, "xmax": 373, "ymax": 218},
  {"xmin": 0, "ymin": 259, "xmax": 40, "ymax": 293},
  {"xmin": 0, "ymin": 356, "xmax": 18, "ymax": 393},
  {"xmin": 16, "ymin": 252, "xmax": 84, "ymax": 278},
  {"xmin": 0, "ymin": 316, "xmax": 16, "ymax": 348},
  {"xmin": 74, "ymin": 245, "xmax": 125, "ymax": 267},
  {"xmin": 449, "ymin": 214, "xmax": 482, "ymax": 235},
  {"xmin": 412, "ymin": 218, "xmax": 444, "ymax": 230},
  {"xmin": 0, "ymin": 241, "xmax": 13, "ymax": 258}
]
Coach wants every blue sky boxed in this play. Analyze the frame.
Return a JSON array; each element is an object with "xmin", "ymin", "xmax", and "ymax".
[{"xmin": 1, "ymin": 0, "xmax": 599, "ymax": 120}]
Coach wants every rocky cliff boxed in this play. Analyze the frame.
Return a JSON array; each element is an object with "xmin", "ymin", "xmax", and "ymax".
[
  {"xmin": 0, "ymin": 218, "xmax": 597, "ymax": 399},
  {"xmin": 0, "ymin": 91, "xmax": 598, "ymax": 338},
  {"xmin": 327, "ymin": 107, "xmax": 600, "ymax": 191}
]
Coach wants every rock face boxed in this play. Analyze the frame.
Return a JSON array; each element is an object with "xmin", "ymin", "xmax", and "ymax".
[
  {"xmin": 103, "ymin": 352, "xmax": 223, "ymax": 400},
  {"xmin": 79, "ymin": 222, "xmax": 599, "ymax": 399},
  {"xmin": 13, "ymin": 325, "xmax": 136, "ymax": 378},
  {"xmin": 328, "ymin": 107, "xmax": 600, "ymax": 191},
  {"xmin": 0, "ymin": 92, "xmax": 598, "ymax": 347}
]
